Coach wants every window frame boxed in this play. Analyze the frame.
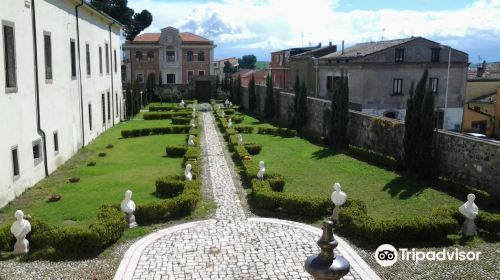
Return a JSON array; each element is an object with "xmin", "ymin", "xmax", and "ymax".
[
  {"xmin": 135, "ymin": 51, "xmax": 142, "ymax": 63},
  {"xmin": 197, "ymin": 50, "xmax": 205, "ymax": 62},
  {"xmin": 99, "ymin": 46, "xmax": 103, "ymax": 75},
  {"xmin": 11, "ymin": 145, "xmax": 20, "ymax": 180},
  {"xmin": 395, "ymin": 48, "xmax": 404, "ymax": 63},
  {"xmin": 166, "ymin": 73, "xmax": 176, "ymax": 84},
  {"xmin": 187, "ymin": 70, "xmax": 194, "ymax": 82},
  {"xmin": 3, "ymin": 21, "xmax": 17, "ymax": 92},
  {"xmin": 429, "ymin": 77, "xmax": 439, "ymax": 93},
  {"xmin": 88, "ymin": 103, "xmax": 93, "ymax": 131},
  {"xmin": 114, "ymin": 49, "xmax": 117, "ymax": 73},
  {"xmin": 32, "ymin": 138, "xmax": 43, "ymax": 166},
  {"xmin": 392, "ymin": 78, "xmax": 403, "ymax": 95},
  {"xmin": 44, "ymin": 31, "xmax": 53, "ymax": 82},
  {"xmin": 166, "ymin": 50, "xmax": 175, "ymax": 63},
  {"xmin": 53, "ymin": 130, "xmax": 59, "ymax": 154},
  {"xmin": 198, "ymin": 70, "xmax": 205, "ymax": 76},
  {"xmin": 70, "ymin": 39, "xmax": 77, "ymax": 79},
  {"xmin": 107, "ymin": 91, "xmax": 111, "ymax": 121},
  {"xmin": 147, "ymin": 51, "xmax": 154, "ymax": 63},
  {"xmin": 86, "ymin": 43, "xmax": 91, "ymax": 77},
  {"xmin": 101, "ymin": 93, "xmax": 106, "ymax": 125},
  {"xmin": 186, "ymin": 51, "xmax": 194, "ymax": 62},
  {"xmin": 105, "ymin": 43, "xmax": 110, "ymax": 74},
  {"xmin": 431, "ymin": 48, "xmax": 440, "ymax": 62}
]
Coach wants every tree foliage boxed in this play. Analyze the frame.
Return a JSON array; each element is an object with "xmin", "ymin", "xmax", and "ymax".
[
  {"xmin": 234, "ymin": 75, "xmax": 242, "ymax": 105},
  {"xmin": 91, "ymin": 0, "xmax": 152, "ymax": 41},
  {"xmin": 223, "ymin": 61, "xmax": 236, "ymax": 78},
  {"xmin": 239, "ymin": 55, "xmax": 257, "ymax": 69},
  {"xmin": 330, "ymin": 73, "xmax": 349, "ymax": 149},
  {"xmin": 248, "ymin": 75, "xmax": 256, "ymax": 112},
  {"xmin": 264, "ymin": 74, "xmax": 275, "ymax": 119},
  {"xmin": 145, "ymin": 73, "xmax": 156, "ymax": 105}
]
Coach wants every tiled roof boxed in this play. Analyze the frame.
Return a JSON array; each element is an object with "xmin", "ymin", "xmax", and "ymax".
[
  {"xmin": 469, "ymin": 91, "xmax": 497, "ymax": 103},
  {"xmin": 292, "ymin": 45, "xmax": 337, "ymax": 58},
  {"xmin": 132, "ymin": 31, "xmax": 212, "ymax": 45},
  {"xmin": 320, "ymin": 37, "xmax": 418, "ymax": 59}
]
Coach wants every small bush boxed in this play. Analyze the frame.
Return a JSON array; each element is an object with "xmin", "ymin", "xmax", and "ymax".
[
  {"xmin": 28, "ymin": 219, "xmax": 55, "ymax": 251},
  {"xmin": 223, "ymin": 109, "xmax": 235, "ymax": 115},
  {"xmin": 68, "ymin": 177, "xmax": 80, "ymax": 183},
  {"xmin": 52, "ymin": 227, "xmax": 101, "ymax": 255},
  {"xmin": 226, "ymin": 128, "xmax": 237, "ymax": 135},
  {"xmin": 156, "ymin": 177, "xmax": 185, "ymax": 198},
  {"xmin": 165, "ymin": 146, "xmax": 188, "ymax": 157},
  {"xmin": 266, "ymin": 174, "xmax": 285, "ymax": 192},
  {"xmin": 98, "ymin": 152, "xmax": 107, "ymax": 157},
  {"xmin": 257, "ymin": 127, "xmax": 297, "ymax": 137},
  {"xmin": 121, "ymin": 126, "xmax": 190, "ymax": 138},
  {"xmin": 244, "ymin": 143, "xmax": 262, "ymax": 155},
  {"xmin": 172, "ymin": 117, "xmax": 192, "ymax": 125},
  {"xmin": 143, "ymin": 112, "xmax": 171, "ymax": 120},
  {"xmin": 106, "ymin": 144, "xmax": 114, "ymax": 149},
  {"xmin": 234, "ymin": 145, "xmax": 250, "ymax": 159},
  {"xmin": 0, "ymin": 225, "xmax": 12, "ymax": 251},
  {"xmin": 234, "ymin": 126, "xmax": 254, "ymax": 134},
  {"xmin": 477, "ymin": 212, "xmax": 500, "ymax": 236},
  {"xmin": 87, "ymin": 161, "xmax": 96, "ymax": 167},
  {"xmin": 228, "ymin": 115, "xmax": 244, "ymax": 124},
  {"xmin": 188, "ymin": 128, "xmax": 199, "ymax": 137},
  {"xmin": 184, "ymin": 147, "xmax": 200, "ymax": 161},
  {"xmin": 348, "ymin": 145, "xmax": 396, "ymax": 170}
]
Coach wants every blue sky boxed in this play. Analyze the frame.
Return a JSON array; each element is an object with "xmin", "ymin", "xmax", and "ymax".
[{"xmin": 129, "ymin": 0, "xmax": 500, "ymax": 63}]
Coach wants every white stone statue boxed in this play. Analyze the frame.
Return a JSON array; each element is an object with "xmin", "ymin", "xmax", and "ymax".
[
  {"xmin": 227, "ymin": 118, "xmax": 233, "ymax": 128},
  {"xmin": 120, "ymin": 190, "xmax": 138, "ymax": 228},
  {"xmin": 10, "ymin": 210, "xmax": 31, "ymax": 255},
  {"xmin": 238, "ymin": 134, "xmax": 243, "ymax": 145},
  {"xmin": 192, "ymin": 109, "xmax": 196, "ymax": 118},
  {"xmin": 185, "ymin": 164, "xmax": 193, "ymax": 181},
  {"xmin": 188, "ymin": 135, "xmax": 195, "ymax": 146},
  {"xmin": 190, "ymin": 119, "xmax": 196, "ymax": 128},
  {"xmin": 221, "ymin": 111, "xmax": 225, "ymax": 117},
  {"xmin": 330, "ymin": 183, "xmax": 347, "ymax": 222},
  {"xmin": 229, "ymin": 102, "xmax": 233, "ymax": 107},
  {"xmin": 257, "ymin": 161, "xmax": 266, "ymax": 180},
  {"xmin": 459, "ymin": 193, "xmax": 479, "ymax": 237},
  {"xmin": 179, "ymin": 99, "xmax": 185, "ymax": 108},
  {"xmin": 225, "ymin": 99, "xmax": 230, "ymax": 108}
]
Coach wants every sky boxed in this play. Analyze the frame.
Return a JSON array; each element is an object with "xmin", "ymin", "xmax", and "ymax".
[{"xmin": 128, "ymin": 0, "xmax": 500, "ymax": 63}]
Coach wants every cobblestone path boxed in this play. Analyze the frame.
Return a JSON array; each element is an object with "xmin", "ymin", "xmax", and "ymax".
[{"xmin": 114, "ymin": 112, "xmax": 378, "ymax": 280}]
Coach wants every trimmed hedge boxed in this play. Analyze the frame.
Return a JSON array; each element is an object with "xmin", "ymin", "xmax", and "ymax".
[
  {"xmin": 143, "ymin": 111, "xmax": 192, "ymax": 120},
  {"xmin": 477, "ymin": 211, "xmax": 500, "ymax": 236},
  {"xmin": 226, "ymin": 115, "xmax": 244, "ymax": 124},
  {"xmin": 184, "ymin": 147, "xmax": 201, "ymax": 161},
  {"xmin": 172, "ymin": 117, "xmax": 192, "ymax": 125},
  {"xmin": 234, "ymin": 126, "xmax": 254, "ymax": 134},
  {"xmin": 244, "ymin": 143, "xmax": 262, "ymax": 155},
  {"xmin": 188, "ymin": 127, "xmax": 199, "ymax": 137},
  {"xmin": 165, "ymin": 146, "xmax": 188, "ymax": 157},
  {"xmin": 347, "ymin": 145, "xmax": 396, "ymax": 170},
  {"xmin": 156, "ymin": 176, "xmax": 185, "ymax": 198},
  {"xmin": 266, "ymin": 174, "xmax": 285, "ymax": 192},
  {"xmin": 121, "ymin": 126, "xmax": 190, "ymax": 138},
  {"xmin": 149, "ymin": 106, "xmax": 187, "ymax": 112},
  {"xmin": 223, "ymin": 109, "xmax": 235, "ymax": 115},
  {"xmin": 257, "ymin": 127, "xmax": 297, "ymax": 137}
]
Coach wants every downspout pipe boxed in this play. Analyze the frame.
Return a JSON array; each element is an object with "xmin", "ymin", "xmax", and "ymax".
[
  {"xmin": 109, "ymin": 21, "xmax": 116, "ymax": 125},
  {"xmin": 75, "ymin": 0, "xmax": 85, "ymax": 146},
  {"xmin": 31, "ymin": 0, "xmax": 48, "ymax": 177}
]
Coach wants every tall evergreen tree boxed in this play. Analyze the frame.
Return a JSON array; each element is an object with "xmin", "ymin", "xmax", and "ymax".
[
  {"xmin": 145, "ymin": 72, "xmax": 156, "ymax": 105},
  {"xmin": 415, "ymin": 89, "xmax": 436, "ymax": 178},
  {"xmin": 248, "ymin": 75, "xmax": 256, "ymax": 112},
  {"xmin": 235, "ymin": 75, "xmax": 242, "ymax": 105},
  {"xmin": 295, "ymin": 79, "xmax": 307, "ymax": 131},
  {"xmin": 125, "ymin": 87, "xmax": 132, "ymax": 119},
  {"xmin": 405, "ymin": 69, "xmax": 428, "ymax": 169},
  {"xmin": 229, "ymin": 77, "xmax": 234, "ymax": 102},
  {"xmin": 293, "ymin": 75, "xmax": 300, "ymax": 128},
  {"xmin": 330, "ymin": 74, "xmax": 349, "ymax": 149},
  {"xmin": 403, "ymin": 81, "xmax": 415, "ymax": 167},
  {"xmin": 264, "ymin": 74, "xmax": 275, "ymax": 119},
  {"xmin": 158, "ymin": 72, "xmax": 163, "ymax": 87}
]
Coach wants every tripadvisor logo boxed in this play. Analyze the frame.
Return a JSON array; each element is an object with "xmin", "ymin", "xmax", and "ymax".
[{"xmin": 375, "ymin": 244, "xmax": 482, "ymax": 267}]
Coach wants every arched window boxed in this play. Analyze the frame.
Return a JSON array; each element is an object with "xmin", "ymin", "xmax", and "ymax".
[
  {"xmin": 135, "ymin": 51, "xmax": 143, "ymax": 62},
  {"xmin": 187, "ymin": 51, "xmax": 194, "ymax": 62},
  {"xmin": 198, "ymin": 51, "xmax": 205, "ymax": 61},
  {"xmin": 147, "ymin": 51, "xmax": 154, "ymax": 62}
]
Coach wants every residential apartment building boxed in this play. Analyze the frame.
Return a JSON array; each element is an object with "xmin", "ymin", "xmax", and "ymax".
[
  {"xmin": 0, "ymin": 0, "xmax": 123, "ymax": 207},
  {"xmin": 288, "ymin": 44, "xmax": 337, "ymax": 96},
  {"xmin": 270, "ymin": 45, "xmax": 321, "ymax": 89},
  {"xmin": 316, "ymin": 37, "xmax": 468, "ymax": 130},
  {"xmin": 232, "ymin": 69, "xmax": 268, "ymax": 87},
  {"xmin": 463, "ymin": 79, "xmax": 500, "ymax": 137},
  {"xmin": 214, "ymin": 57, "xmax": 238, "ymax": 80},
  {"xmin": 122, "ymin": 27, "xmax": 216, "ymax": 86}
]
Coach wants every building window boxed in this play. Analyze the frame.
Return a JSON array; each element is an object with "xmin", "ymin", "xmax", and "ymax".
[
  {"xmin": 326, "ymin": 76, "xmax": 339, "ymax": 91},
  {"xmin": 167, "ymin": 74, "xmax": 176, "ymax": 84},
  {"xmin": 166, "ymin": 51, "xmax": 175, "ymax": 62},
  {"xmin": 53, "ymin": 131, "xmax": 59, "ymax": 153},
  {"xmin": 137, "ymin": 73, "xmax": 144, "ymax": 83},
  {"xmin": 33, "ymin": 139, "xmax": 43, "ymax": 166},
  {"xmin": 198, "ymin": 51, "xmax": 205, "ymax": 61},
  {"xmin": 114, "ymin": 49, "xmax": 117, "ymax": 73},
  {"xmin": 3, "ymin": 23, "xmax": 17, "ymax": 89},
  {"xmin": 187, "ymin": 71, "xmax": 194, "ymax": 82},
  {"xmin": 101, "ymin": 94, "xmax": 106, "ymax": 125},
  {"xmin": 395, "ymin": 48, "xmax": 404, "ymax": 62},
  {"xmin": 99, "ymin": 46, "xmax": 103, "ymax": 74},
  {"xmin": 86, "ymin": 43, "xmax": 91, "ymax": 76},
  {"xmin": 147, "ymin": 51, "xmax": 154, "ymax": 62},
  {"xmin": 107, "ymin": 92, "xmax": 111, "ymax": 121},
  {"xmin": 431, "ymin": 48, "xmax": 440, "ymax": 62},
  {"xmin": 88, "ymin": 103, "xmax": 93, "ymax": 131},
  {"xmin": 105, "ymin": 43, "xmax": 110, "ymax": 74},
  {"xmin": 44, "ymin": 33, "xmax": 52, "ymax": 80},
  {"xmin": 392, "ymin": 79, "xmax": 403, "ymax": 95},
  {"xmin": 70, "ymin": 40, "xmax": 76, "ymax": 78},
  {"xmin": 135, "ymin": 51, "xmax": 142, "ymax": 62},
  {"xmin": 187, "ymin": 51, "xmax": 193, "ymax": 62},
  {"xmin": 429, "ymin": 78, "xmax": 439, "ymax": 93},
  {"xmin": 12, "ymin": 146, "xmax": 20, "ymax": 178},
  {"xmin": 115, "ymin": 92, "xmax": 119, "ymax": 117},
  {"xmin": 198, "ymin": 70, "xmax": 205, "ymax": 76}
]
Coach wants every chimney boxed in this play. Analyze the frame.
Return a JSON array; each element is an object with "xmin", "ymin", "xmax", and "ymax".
[
  {"xmin": 477, "ymin": 60, "xmax": 487, "ymax": 78},
  {"xmin": 329, "ymin": 41, "xmax": 332, "ymax": 47},
  {"xmin": 341, "ymin": 40, "xmax": 344, "ymax": 54}
]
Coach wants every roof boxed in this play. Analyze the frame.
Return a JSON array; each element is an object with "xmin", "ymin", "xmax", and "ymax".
[
  {"xmin": 292, "ymin": 45, "xmax": 337, "ymax": 58},
  {"xmin": 320, "ymin": 37, "xmax": 417, "ymax": 60},
  {"xmin": 272, "ymin": 45, "xmax": 320, "ymax": 56},
  {"xmin": 132, "ymin": 31, "xmax": 212, "ymax": 45},
  {"xmin": 469, "ymin": 91, "xmax": 497, "ymax": 103}
]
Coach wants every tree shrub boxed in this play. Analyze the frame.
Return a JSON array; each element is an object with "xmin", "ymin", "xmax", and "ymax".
[
  {"xmin": 477, "ymin": 212, "xmax": 500, "ymax": 236},
  {"xmin": 0, "ymin": 225, "xmax": 12, "ymax": 251},
  {"xmin": 228, "ymin": 115, "xmax": 244, "ymax": 124},
  {"xmin": 156, "ymin": 177, "xmax": 185, "ymax": 198},
  {"xmin": 234, "ymin": 126, "xmax": 254, "ymax": 134},
  {"xmin": 184, "ymin": 147, "xmax": 200, "ymax": 161},
  {"xmin": 172, "ymin": 117, "xmax": 192, "ymax": 125},
  {"xmin": 244, "ymin": 143, "xmax": 262, "ymax": 155},
  {"xmin": 347, "ymin": 145, "xmax": 396, "ymax": 170},
  {"xmin": 165, "ymin": 146, "xmax": 188, "ymax": 157},
  {"xmin": 51, "ymin": 227, "xmax": 101, "ymax": 256}
]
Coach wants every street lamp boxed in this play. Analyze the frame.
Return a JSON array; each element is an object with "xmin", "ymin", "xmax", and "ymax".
[{"xmin": 440, "ymin": 44, "xmax": 452, "ymax": 130}]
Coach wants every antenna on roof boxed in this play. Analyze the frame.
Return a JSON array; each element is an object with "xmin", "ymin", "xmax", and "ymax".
[{"xmin": 381, "ymin": 28, "xmax": 385, "ymax": 41}]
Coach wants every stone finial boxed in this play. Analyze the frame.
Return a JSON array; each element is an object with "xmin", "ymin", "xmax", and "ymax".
[
  {"xmin": 225, "ymin": 99, "xmax": 230, "ymax": 107},
  {"xmin": 330, "ymin": 183, "xmax": 347, "ymax": 223},
  {"xmin": 188, "ymin": 135, "xmax": 195, "ymax": 146},
  {"xmin": 229, "ymin": 102, "xmax": 233, "ymax": 107},
  {"xmin": 121, "ymin": 190, "xmax": 138, "ymax": 228},
  {"xmin": 238, "ymin": 134, "xmax": 243, "ymax": 145},
  {"xmin": 10, "ymin": 210, "xmax": 31, "ymax": 255},
  {"xmin": 257, "ymin": 161, "xmax": 266, "ymax": 180},
  {"xmin": 459, "ymin": 193, "xmax": 479, "ymax": 237},
  {"xmin": 227, "ymin": 119, "xmax": 233, "ymax": 128},
  {"xmin": 190, "ymin": 119, "xmax": 196, "ymax": 128},
  {"xmin": 179, "ymin": 99, "xmax": 185, "ymax": 108},
  {"xmin": 185, "ymin": 164, "xmax": 193, "ymax": 181}
]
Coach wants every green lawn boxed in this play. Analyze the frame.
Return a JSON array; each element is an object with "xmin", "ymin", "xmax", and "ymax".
[
  {"xmin": 235, "ymin": 112, "xmax": 274, "ymax": 128},
  {"xmin": 0, "ymin": 118, "xmax": 186, "ymax": 227},
  {"xmin": 241, "ymin": 129, "xmax": 462, "ymax": 220}
]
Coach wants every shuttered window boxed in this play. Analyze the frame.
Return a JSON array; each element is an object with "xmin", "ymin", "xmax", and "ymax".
[{"xmin": 3, "ymin": 24, "xmax": 17, "ymax": 88}]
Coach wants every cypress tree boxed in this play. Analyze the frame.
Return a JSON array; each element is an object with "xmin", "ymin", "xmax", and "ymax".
[
  {"xmin": 248, "ymin": 74, "xmax": 256, "ymax": 112},
  {"xmin": 264, "ymin": 74, "xmax": 274, "ymax": 119},
  {"xmin": 293, "ymin": 75, "xmax": 300, "ymax": 128},
  {"xmin": 229, "ymin": 77, "xmax": 234, "ymax": 102},
  {"xmin": 330, "ymin": 74, "xmax": 349, "ymax": 149},
  {"xmin": 403, "ymin": 81, "xmax": 415, "ymax": 167},
  {"xmin": 296, "ymin": 80, "xmax": 307, "ymax": 131},
  {"xmin": 146, "ymin": 73, "xmax": 156, "ymax": 105},
  {"xmin": 408, "ymin": 69, "xmax": 428, "ymax": 170},
  {"xmin": 158, "ymin": 72, "xmax": 163, "ymax": 87},
  {"xmin": 416, "ymin": 89, "xmax": 436, "ymax": 178},
  {"xmin": 125, "ymin": 87, "xmax": 132, "ymax": 119},
  {"xmin": 235, "ymin": 75, "xmax": 242, "ymax": 104}
]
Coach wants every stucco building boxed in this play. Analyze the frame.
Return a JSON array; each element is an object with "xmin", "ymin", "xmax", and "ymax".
[
  {"xmin": 122, "ymin": 27, "xmax": 216, "ymax": 86},
  {"xmin": 463, "ymin": 79, "xmax": 500, "ymax": 137},
  {"xmin": 270, "ymin": 45, "xmax": 321, "ymax": 89},
  {"xmin": 0, "ymin": 0, "xmax": 123, "ymax": 207},
  {"xmin": 316, "ymin": 37, "xmax": 468, "ymax": 130},
  {"xmin": 214, "ymin": 57, "xmax": 238, "ymax": 80}
]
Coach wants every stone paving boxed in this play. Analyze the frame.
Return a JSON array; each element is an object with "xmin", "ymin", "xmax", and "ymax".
[{"xmin": 114, "ymin": 112, "xmax": 379, "ymax": 280}]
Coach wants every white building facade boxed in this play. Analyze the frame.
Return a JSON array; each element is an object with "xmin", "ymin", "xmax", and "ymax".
[{"xmin": 0, "ymin": 0, "xmax": 123, "ymax": 208}]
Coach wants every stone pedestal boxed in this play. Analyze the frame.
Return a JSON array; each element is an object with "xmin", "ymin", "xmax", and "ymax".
[
  {"xmin": 304, "ymin": 220, "xmax": 350, "ymax": 280},
  {"xmin": 126, "ymin": 213, "xmax": 138, "ymax": 228},
  {"xmin": 330, "ymin": 205, "xmax": 340, "ymax": 223},
  {"xmin": 13, "ymin": 238, "xmax": 29, "ymax": 255}
]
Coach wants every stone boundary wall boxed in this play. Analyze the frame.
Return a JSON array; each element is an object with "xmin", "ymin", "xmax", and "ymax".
[{"xmin": 239, "ymin": 85, "xmax": 500, "ymax": 196}]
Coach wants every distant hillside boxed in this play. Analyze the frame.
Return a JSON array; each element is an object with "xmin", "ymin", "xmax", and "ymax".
[{"xmin": 255, "ymin": 61, "xmax": 269, "ymax": 70}]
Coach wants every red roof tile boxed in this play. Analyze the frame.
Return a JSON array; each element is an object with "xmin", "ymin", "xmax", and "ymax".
[
  {"xmin": 132, "ymin": 31, "xmax": 212, "ymax": 45},
  {"xmin": 133, "ymin": 33, "xmax": 160, "ymax": 42}
]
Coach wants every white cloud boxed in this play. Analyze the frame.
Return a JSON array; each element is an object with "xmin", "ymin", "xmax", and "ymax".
[{"xmin": 128, "ymin": 0, "xmax": 500, "ymax": 60}]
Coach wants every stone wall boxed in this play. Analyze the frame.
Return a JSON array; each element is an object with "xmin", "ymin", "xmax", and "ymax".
[{"xmin": 238, "ymin": 86, "xmax": 500, "ymax": 196}]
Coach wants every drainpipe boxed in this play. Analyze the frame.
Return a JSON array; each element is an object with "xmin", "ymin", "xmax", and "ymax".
[
  {"xmin": 109, "ymin": 21, "xmax": 116, "ymax": 125},
  {"xmin": 75, "ymin": 0, "xmax": 85, "ymax": 146},
  {"xmin": 31, "ymin": 0, "xmax": 48, "ymax": 176}
]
